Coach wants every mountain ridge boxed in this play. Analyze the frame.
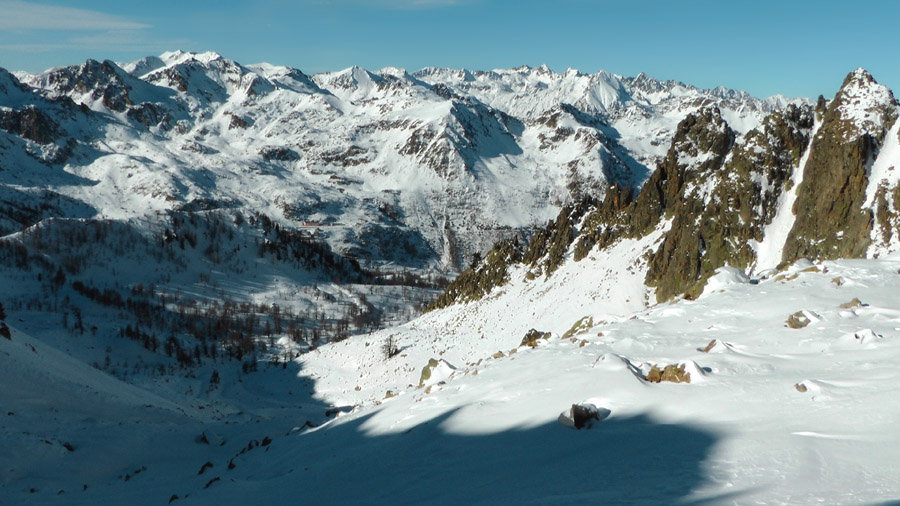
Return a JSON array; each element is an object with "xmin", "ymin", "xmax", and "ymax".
[
  {"xmin": 430, "ymin": 67, "xmax": 900, "ymax": 309},
  {"xmin": 1, "ymin": 51, "xmax": 810, "ymax": 273}
]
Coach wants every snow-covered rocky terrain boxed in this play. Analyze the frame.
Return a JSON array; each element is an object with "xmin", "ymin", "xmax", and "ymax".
[
  {"xmin": 2, "ymin": 51, "xmax": 900, "ymax": 505},
  {"xmin": 2, "ymin": 51, "xmax": 807, "ymax": 269}
]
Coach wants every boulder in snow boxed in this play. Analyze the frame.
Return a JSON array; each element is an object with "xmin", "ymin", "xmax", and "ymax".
[
  {"xmin": 786, "ymin": 311, "xmax": 813, "ymax": 329},
  {"xmin": 558, "ymin": 403, "xmax": 611, "ymax": 430},
  {"xmin": 520, "ymin": 328, "xmax": 551, "ymax": 348},
  {"xmin": 839, "ymin": 297, "xmax": 865, "ymax": 309},
  {"xmin": 645, "ymin": 364, "xmax": 691, "ymax": 384},
  {"xmin": 702, "ymin": 266, "xmax": 751, "ymax": 295},
  {"xmin": 418, "ymin": 358, "xmax": 457, "ymax": 388}
]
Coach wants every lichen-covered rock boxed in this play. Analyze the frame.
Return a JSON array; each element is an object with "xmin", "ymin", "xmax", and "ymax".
[
  {"xmin": 645, "ymin": 105, "xmax": 813, "ymax": 301},
  {"xmin": 645, "ymin": 364, "xmax": 691, "ymax": 384},
  {"xmin": 561, "ymin": 316, "xmax": 594, "ymax": 340},
  {"xmin": 785, "ymin": 311, "xmax": 811, "ymax": 329},
  {"xmin": 521, "ymin": 197, "xmax": 596, "ymax": 277},
  {"xmin": 872, "ymin": 183, "xmax": 900, "ymax": 249},
  {"xmin": 418, "ymin": 358, "xmax": 440, "ymax": 387}
]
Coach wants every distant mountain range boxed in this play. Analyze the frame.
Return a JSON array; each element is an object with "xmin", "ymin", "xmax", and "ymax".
[{"xmin": 1, "ymin": 51, "xmax": 809, "ymax": 271}]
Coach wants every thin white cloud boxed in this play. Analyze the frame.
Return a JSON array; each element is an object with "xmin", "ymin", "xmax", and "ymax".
[
  {"xmin": 307, "ymin": 0, "xmax": 475, "ymax": 9},
  {"xmin": 0, "ymin": 1, "xmax": 150, "ymax": 31}
]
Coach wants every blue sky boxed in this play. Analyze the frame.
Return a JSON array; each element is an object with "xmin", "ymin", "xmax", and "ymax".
[{"xmin": 1, "ymin": 0, "xmax": 898, "ymax": 99}]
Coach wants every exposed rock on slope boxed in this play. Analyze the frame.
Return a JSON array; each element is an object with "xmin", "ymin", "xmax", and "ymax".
[
  {"xmin": 783, "ymin": 69, "xmax": 899, "ymax": 262},
  {"xmin": 432, "ymin": 69, "xmax": 899, "ymax": 307}
]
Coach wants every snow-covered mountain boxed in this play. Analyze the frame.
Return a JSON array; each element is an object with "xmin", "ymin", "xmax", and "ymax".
[
  {"xmin": 4, "ymin": 52, "xmax": 900, "ymax": 505},
  {"xmin": 3, "ymin": 51, "xmax": 806, "ymax": 270}
]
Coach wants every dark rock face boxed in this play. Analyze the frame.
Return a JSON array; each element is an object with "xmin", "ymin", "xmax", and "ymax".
[
  {"xmin": 783, "ymin": 70, "xmax": 898, "ymax": 262},
  {"xmin": 642, "ymin": 107, "xmax": 736, "ymax": 300},
  {"xmin": 259, "ymin": 146, "xmax": 299, "ymax": 162},
  {"xmin": 0, "ymin": 106, "xmax": 61, "ymax": 144},
  {"xmin": 426, "ymin": 236, "xmax": 522, "ymax": 311},
  {"xmin": 127, "ymin": 102, "xmax": 170, "ymax": 129},
  {"xmin": 647, "ymin": 105, "xmax": 813, "ymax": 300},
  {"xmin": 522, "ymin": 198, "xmax": 596, "ymax": 278}
]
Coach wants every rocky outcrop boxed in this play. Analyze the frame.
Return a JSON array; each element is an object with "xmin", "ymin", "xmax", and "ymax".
[
  {"xmin": 430, "ymin": 96, "xmax": 831, "ymax": 305},
  {"xmin": 646, "ymin": 104, "xmax": 813, "ymax": 299},
  {"xmin": 641, "ymin": 107, "xmax": 736, "ymax": 299},
  {"xmin": 783, "ymin": 70, "xmax": 899, "ymax": 262},
  {"xmin": 645, "ymin": 364, "xmax": 691, "ymax": 383},
  {"xmin": 39, "ymin": 59, "xmax": 134, "ymax": 112},
  {"xmin": 426, "ymin": 237, "xmax": 522, "ymax": 310},
  {"xmin": 0, "ymin": 106, "xmax": 61, "ymax": 144},
  {"xmin": 519, "ymin": 328, "xmax": 551, "ymax": 348}
]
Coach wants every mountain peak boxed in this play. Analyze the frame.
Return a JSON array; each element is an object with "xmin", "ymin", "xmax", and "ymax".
[
  {"xmin": 841, "ymin": 67, "xmax": 875, "ymax": 88},
  {"xmin": 831, "ymin": 68, "xmax": 898, "ymax": 138},
  {"xmin": 160, "ymin": 50, "xmax": 224, "ymax": 66}
]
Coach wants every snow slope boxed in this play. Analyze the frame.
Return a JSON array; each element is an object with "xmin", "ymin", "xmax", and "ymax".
[
  {"xmin": 284, "ymin": 256, "xmax": 900, "ymax": 505},
  {"xmin": 7, "ymin": 252, "xmax": 900, "ymax": 504}
]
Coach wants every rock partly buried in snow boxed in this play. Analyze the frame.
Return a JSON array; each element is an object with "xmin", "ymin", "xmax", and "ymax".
[
  {"xmin": 520, "ymin": 328, "xmax": 552, "ymax": 348},
  {"xmin": 839, "ymin": 297, "xmax": 865, "ymax": 309},
  {"xmin": 839, "ymin": 328, "xmax": 883, "ymax": 346},
  {"xmin": 561, "ymin": 316, "xmax": 594, "ymax": 340},
  {"xmin": 645, "ymin": 364, "xmax": 691, "ymax": 384},
  {"xmin": 418, "ymin": 359, "xmax": 440, "ymax": 387},
  {"xmin": 786, "ymin": 311, "xmax": 813, "ymax": 329},
  {"xmin": 795, "ymin": 383, "xmax": 809, "ymax": 393},
  {"xmin": 558, "ymin": 403, "xmax": 611, "ymax": 430},
  {"xmin": 418, "ymin": 358, "xmax": 457, "ymax": 388},
  {"xmin": 698, "ymin": 339, "xmax": 718, "ymax": 353}
]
